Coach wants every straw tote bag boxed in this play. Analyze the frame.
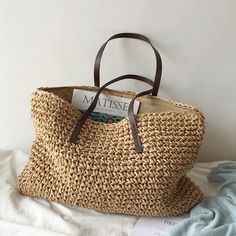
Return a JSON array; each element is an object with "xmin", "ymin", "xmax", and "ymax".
[{"xmin": 18, "ymin": 33, "xmax": 205, "ymax": 216}]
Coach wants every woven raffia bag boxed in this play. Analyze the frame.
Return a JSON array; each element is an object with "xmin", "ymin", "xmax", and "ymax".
[{"xmin": 18, "ymin": 33, "xmax": 205, "ymax": 216}]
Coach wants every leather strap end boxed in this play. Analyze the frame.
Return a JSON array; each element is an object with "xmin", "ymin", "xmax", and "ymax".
[
  {"xmin": 130, "ymin": 120, "xmax": 143, "ymax": 153},
  {"xmin": 69, "ymin": 124, "xmax": 82, "ymax": 144},
  {"xmin": 135, "ymin": 136, "xmax": 143, "ymax": 153}
]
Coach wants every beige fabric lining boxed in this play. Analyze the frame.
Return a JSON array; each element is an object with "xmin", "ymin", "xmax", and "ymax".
[{"xmin": 40, "ymin": 86, "xmax": 191, "ymax": 114}]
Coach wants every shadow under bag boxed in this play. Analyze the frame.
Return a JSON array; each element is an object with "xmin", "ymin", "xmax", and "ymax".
[{"xmin": 18, "ymin": 33, "xmax": 205, "ymax": 216}]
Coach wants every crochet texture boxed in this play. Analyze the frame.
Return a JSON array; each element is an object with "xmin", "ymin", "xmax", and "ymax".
[{"xmin": 18, "ymin": 88, "xmax": 205, "ymax": 216}]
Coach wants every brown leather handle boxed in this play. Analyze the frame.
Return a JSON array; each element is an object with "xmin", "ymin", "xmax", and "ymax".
[
  {"xmin": 94, "ymin": 33, "xmax": 162, "ymax": 96},
  {"xmin": 69, "ymin": 74, "xmax": 154, "ymax": 153}
]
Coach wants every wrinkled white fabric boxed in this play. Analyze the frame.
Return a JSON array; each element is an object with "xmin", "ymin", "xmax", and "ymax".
[{"xmin": 0, "ymin": 149, "xmax": 226, "ymax": 236}]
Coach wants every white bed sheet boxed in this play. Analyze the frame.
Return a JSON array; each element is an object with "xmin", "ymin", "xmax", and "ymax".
[{"xmin": 0, "ymin": 149, "xmax": 227, "ymax": 236}]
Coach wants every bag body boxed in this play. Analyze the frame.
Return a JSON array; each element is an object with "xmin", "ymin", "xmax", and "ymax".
[{"xmin": 18, "ymin": 33, "xmax": 205, "ymax": 216}]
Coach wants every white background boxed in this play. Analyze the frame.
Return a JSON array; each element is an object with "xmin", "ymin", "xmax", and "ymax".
[{"xmin": 0, "ymin": 0, "xmax": 235, "ymax": 161}]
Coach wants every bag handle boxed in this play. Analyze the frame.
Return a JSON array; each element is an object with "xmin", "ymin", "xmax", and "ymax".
[
  {"xmin": 94, "ymin": 33, "xmax": 162, "ymax": 96},
  {"xmin": 69, "ymin": 74, "xmax": 154, "ymax": 153}
]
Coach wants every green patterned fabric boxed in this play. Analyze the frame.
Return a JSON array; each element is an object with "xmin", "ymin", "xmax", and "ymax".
[{"xmin": 80, "ymin": 110, "xmax": 124, "ymax": 123}]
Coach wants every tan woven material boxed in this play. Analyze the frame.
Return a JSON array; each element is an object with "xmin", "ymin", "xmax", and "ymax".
[{"xmin": 18, "ymin": 86, "xmax": 205, "ymax": 216}]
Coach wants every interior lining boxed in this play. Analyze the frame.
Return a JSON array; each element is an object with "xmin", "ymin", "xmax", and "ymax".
[{"xmin": 40, "ymin": 86, "xmax": 192, "ymax": 114}]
